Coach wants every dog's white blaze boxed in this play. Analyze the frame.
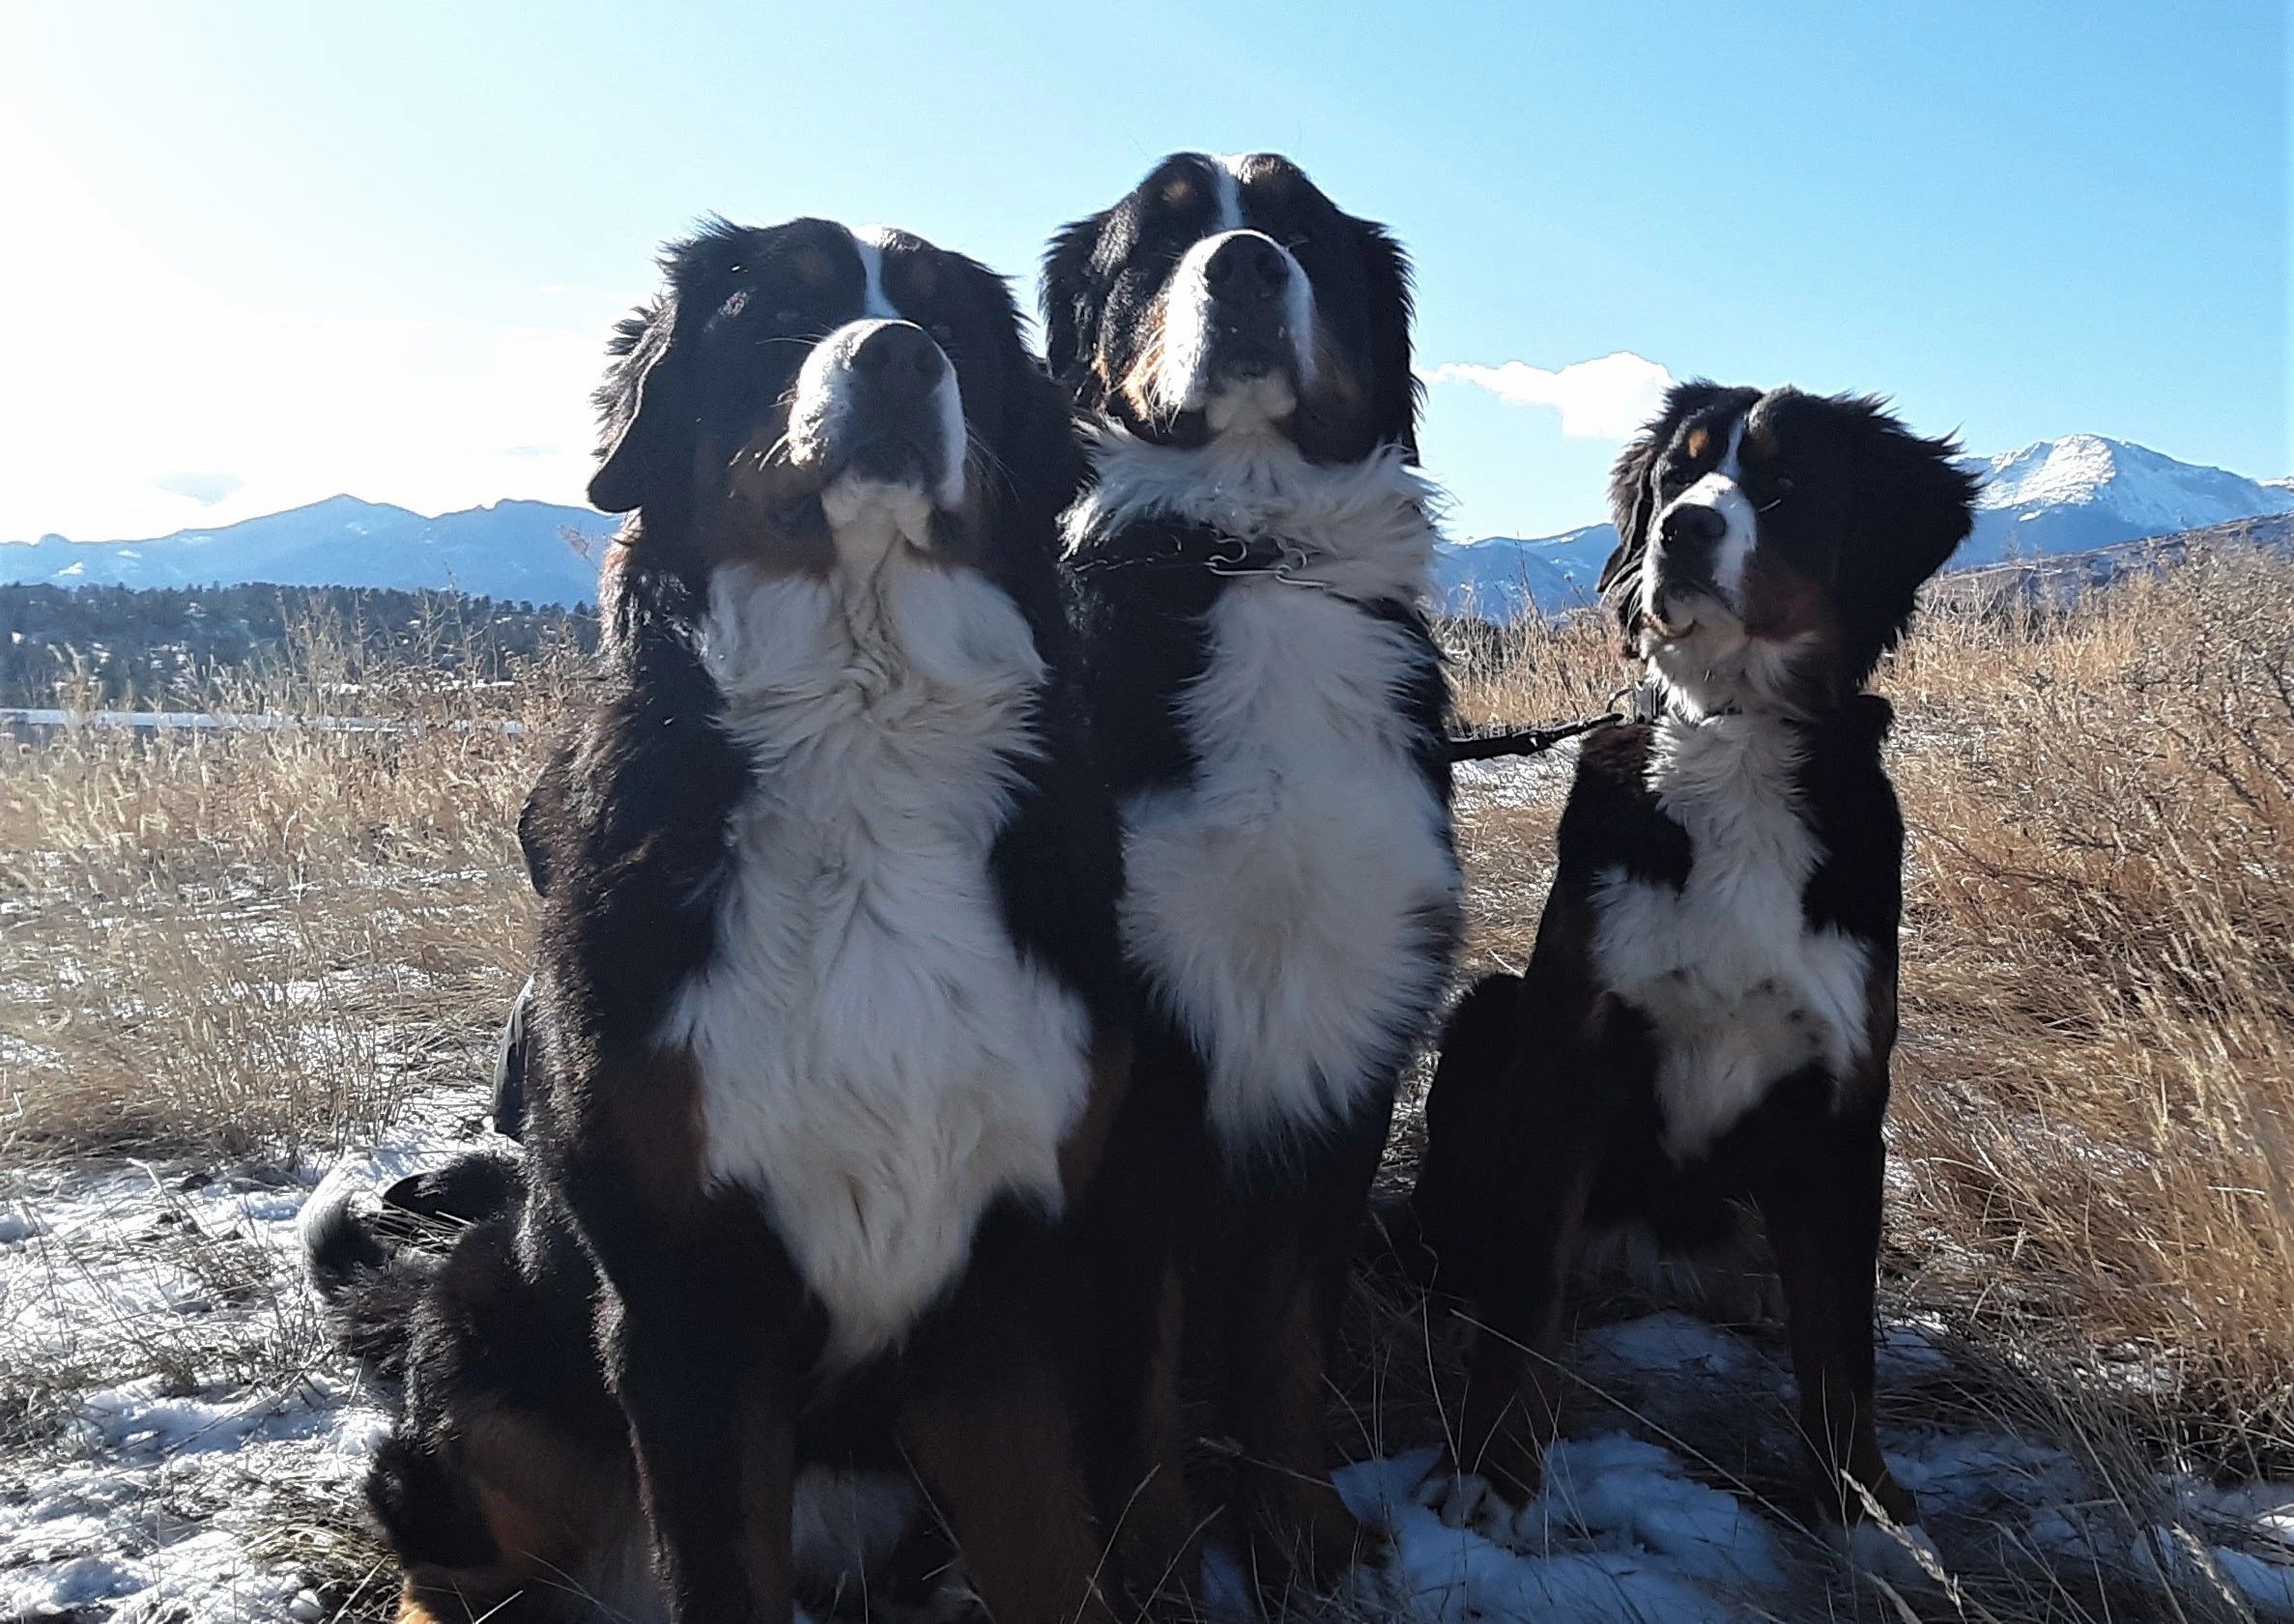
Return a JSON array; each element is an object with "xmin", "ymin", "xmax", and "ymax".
[
  {"xmin": 1099, "ymin": 438, "xmax": 1457, "ymax": 1154},
  {"xmin": 1210, "ymin": 155, "xmax": 1246, "ymax": 231},
  {"xmin": 1588, "ymin": 712, "xmax": 1871, "ymax": 1162},
  {"xmin": 665, "ymin": 559, "xmax": 1094, "ymax": 1361},
  {"xmin": 850, "ymin": 227, "xmax": 900, "ymax": 319}
]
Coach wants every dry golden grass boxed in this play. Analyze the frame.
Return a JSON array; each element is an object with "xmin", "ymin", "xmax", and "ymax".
[
  {"xmin": 1886, "ymin": 552, "xmax": 2294, "ymax": 1478},
  {"xmin": 0, "ymin": 609, "xmax": 587, "ymax": 1160}
]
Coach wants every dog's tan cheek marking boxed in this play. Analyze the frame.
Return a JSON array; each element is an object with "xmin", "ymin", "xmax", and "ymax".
[
  {"xmin": 1308, "ymin": 327, "xmax": 1363, "ymax": 411},
  {"xmin": 1741, "ymin": 550, "xmax": 1831, "ymax": 643},
  {"xmin": 715, "ymin": 421, "xmax": 839, "ymax": 579},
  {"xmin": 1115, "ymin": 302, "xmax": 1171, "ymax": 417}
]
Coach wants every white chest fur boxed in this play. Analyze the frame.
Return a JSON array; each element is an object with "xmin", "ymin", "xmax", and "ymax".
[
  {"xmin": 662, "ymin": 560, "xmax": 1094, "ymax": 1360},
  {"xmin": 1589, "ymin": 715, "xmax": 1871, "ymax": 1162},
  {"xmin": 1121, "ymin": 581, "xmax": 1459, "ymax": 1155}
]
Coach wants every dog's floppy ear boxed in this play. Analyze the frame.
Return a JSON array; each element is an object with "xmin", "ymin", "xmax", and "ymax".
[
  {"xmin": 1359, "ymin": 220, "xmax": 1421, "ymax": 459},
  {"xmin": 1836, "ymin": 395, "xmax": 1981, "ymax": 672},
  {"xmin": 1040, "ymin": 213, "xmax": 1109, "ymax": 398},
  {"xmin": 1597, "ymin": 404, "xmax": 1671, "ymax": 638},
  {"xmin": 588, "ymin": 296, "xmax": 687, "ymax": 516},
  {"xmin": 958, "ymin": 249, "xmax": 1088, "ymax": 533},
  {"xmin": 1007, "ymin": 349, "xmax": 1090, "ymax": 531}
]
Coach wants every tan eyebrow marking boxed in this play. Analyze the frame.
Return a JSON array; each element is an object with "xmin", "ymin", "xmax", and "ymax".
[
  {"xmin": 1684, "ymin": 426, "xmax": 1710, "ymax": 460},
  {"xmin": 792, "ymin": 247, "xmax": 833, "ymax": 286},
  {"xmin": 1160, "ymin": 176, "xmax": 1195, "ymax": 209}
]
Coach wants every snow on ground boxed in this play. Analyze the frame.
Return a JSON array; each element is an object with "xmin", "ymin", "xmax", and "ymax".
[
  {"xmin": 0, "ymin": 1107, "xmax": 475, "ymax": 1622},
  {"xmin": 1450, "ymin": 748, "xmax": 1580, "ymax": 813},
  {"xmin": 8, "ymin": 1056, "xmax": 2294, "ymax": 1617}
]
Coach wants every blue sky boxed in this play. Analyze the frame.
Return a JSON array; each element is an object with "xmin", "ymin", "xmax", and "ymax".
[{"xmin": 4, "ymin": 0, "xmax": 2284, "ymax": 543}]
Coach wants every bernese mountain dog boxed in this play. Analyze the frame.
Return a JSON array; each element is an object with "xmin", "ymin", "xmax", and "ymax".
[
  {"xmin": 487, "ymin": 215, "xmax": 1131, "ymax": 1624},
  {"xmin": 1043, "ymin": 153, "xmax": 1460, "ymax": 1591},
  {"xmin": 1409, "ymin": 383, "xmax": 1977, "ymax": 1559}
]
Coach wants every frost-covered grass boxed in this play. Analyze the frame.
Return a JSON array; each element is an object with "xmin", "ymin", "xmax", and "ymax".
[
  {"xmin": 0, "ymin": 1125, "xmax": 476, "ymax": 1622},
  {"xmin": 2, "ymin": 554, "xmax": 2291, "ymax": 1620}
]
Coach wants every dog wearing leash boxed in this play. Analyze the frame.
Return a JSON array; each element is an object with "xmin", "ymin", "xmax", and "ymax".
[
  {"xmin": 501, "ymin": 214, "xmax": 1133, "ymax": 1624},
  {"xmin": 1410, "ymin": 382, "xmax": 1976, "ymax": 1556},
  {"xmin": 1044, "ymin": 152, "xmax": 1460, "ymax": 1592}
]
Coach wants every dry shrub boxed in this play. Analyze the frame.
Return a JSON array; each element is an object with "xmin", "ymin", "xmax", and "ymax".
[
  {"xmin": 1885, "ymin": 549, "xmax": 2294, "ymax": 1475},
  {"xmin": 0, "ymin": 610, "xmax": 587, "ymax": 1160}
]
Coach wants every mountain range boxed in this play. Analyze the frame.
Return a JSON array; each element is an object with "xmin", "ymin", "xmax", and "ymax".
[
  {"xmin": 5, "ymin": 436, "xmax": 2287, "ymax": 617},
  {"xmin": 0, "ymin": 497, "xmax": 619, "ymax": 607}
]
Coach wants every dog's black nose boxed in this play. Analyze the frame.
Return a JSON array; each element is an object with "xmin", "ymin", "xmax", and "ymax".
[
  {"xmin": 1205, "ymin": 234, "xmax": 1289, "ymax": 305},
  {"xmin": 1659, "ymin": 504, "xmax": 1727, "ymax": 549},
  {"xmin": 850, "ymin": 322, "xmax": 946, "ymax": 397}
]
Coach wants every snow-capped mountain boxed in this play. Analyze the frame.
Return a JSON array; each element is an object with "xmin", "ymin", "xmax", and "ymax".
[
  {"xmin": 1957, "ymin": 436, "xmax": 2294, "ymax": 567},
  {"xmin": 0, "ymin": 497, "xmax": 617, "ymax": 606},
  {"xmin": 1434, "ymin": 523, "xmax": 1616, "ymax": 619},
  {"xmin": 1438, "ymin": 436, "xmax": 2291, "ymax": 617}
]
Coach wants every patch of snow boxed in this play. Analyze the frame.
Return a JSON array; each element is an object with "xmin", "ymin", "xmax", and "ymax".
[
  {"xmin": 1451, "ymin": 745, "xmax": 1581, "ymax": 813},
  {"xmin": 0, "ymin": 1115, "xmax": 474, "ymax": 1622}
]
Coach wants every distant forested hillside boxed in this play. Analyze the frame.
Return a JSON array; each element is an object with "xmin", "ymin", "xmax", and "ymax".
[{"xmin": 0, "ymin": 582, "xmax": 598, "ymax": 707}]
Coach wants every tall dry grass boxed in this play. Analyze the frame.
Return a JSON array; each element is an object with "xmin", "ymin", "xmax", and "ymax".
[
  {"xmin": 0, "ymin": 602, "xmax": 588, "ymax": 1160},
  {"xmin": 1886, "ymin": 553, "xmax": 2294, "ymax": 1478}
]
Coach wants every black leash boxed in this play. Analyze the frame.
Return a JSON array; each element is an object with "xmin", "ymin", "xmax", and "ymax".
[
  {"xmin": 1444, "ymin": 711, "xmax": 1620, "ymax": 762},
  {"xmin": 1445, "ymin": 680, "xmax": 1653, "ymax": 761}
]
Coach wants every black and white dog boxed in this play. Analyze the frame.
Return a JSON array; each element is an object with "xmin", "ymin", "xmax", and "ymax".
[
  {"xmin": 507, "ymin": 216, "xmax": 1133, "ymax": 1624},
  {"xmin": 1411, "ymin": 384, "xmax": 1976, "ymax": 1557},
  {"xmin": 1045, "ymin": 153, "xmax": 1459, "ymax": 1589}
]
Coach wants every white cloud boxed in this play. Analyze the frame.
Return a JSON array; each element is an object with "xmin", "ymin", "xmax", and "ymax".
[
  {"xmin": 154, "ymin": 472, "xmax": 244, "ymax": 506},
  {"xmin": 1422, "ymin": 351, "xmax": 1676, "ymax": 440}
]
